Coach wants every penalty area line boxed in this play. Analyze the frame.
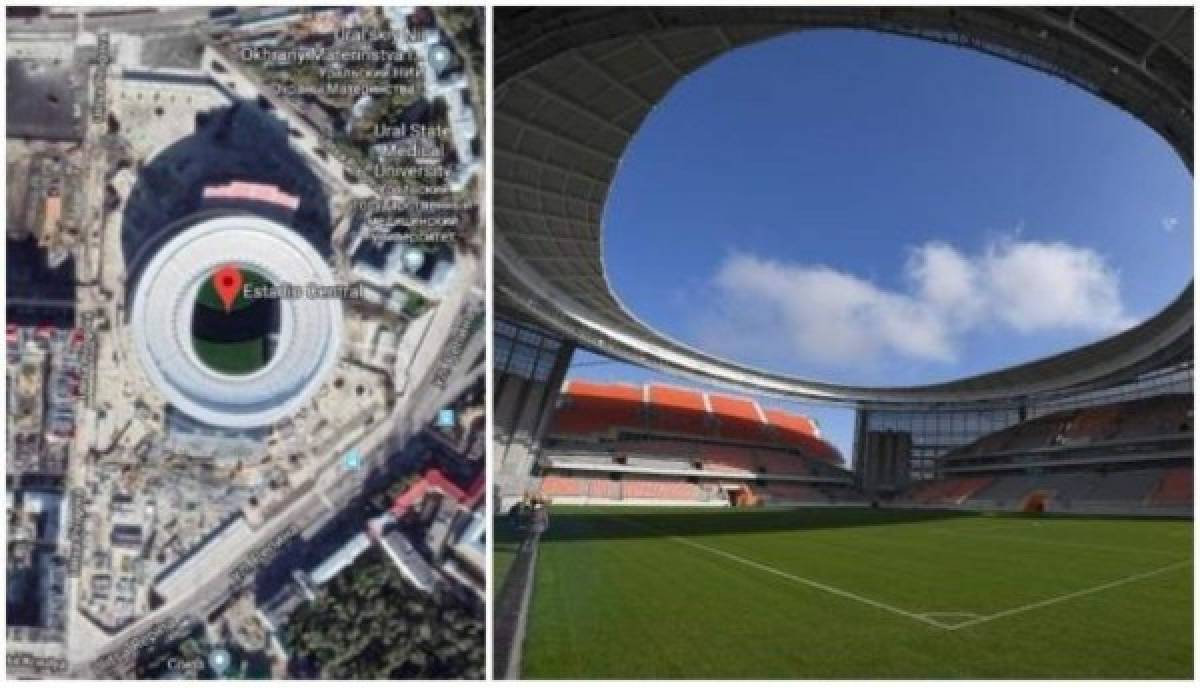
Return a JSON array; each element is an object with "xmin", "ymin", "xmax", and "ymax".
[
  {"xmin": 951, "ymin": 559, "xmax": 1193, "ymax": 630},
  {"xmin": 635, "ymin": 525, "xmax": 953, "ymax": 630}
]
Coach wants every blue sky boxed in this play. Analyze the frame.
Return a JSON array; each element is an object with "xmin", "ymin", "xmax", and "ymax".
[{"xmin": 570, "ymin": 29, "xmax": 1193, "ymax": 460}]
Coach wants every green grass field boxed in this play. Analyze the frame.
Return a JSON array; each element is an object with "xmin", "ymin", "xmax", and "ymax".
[
  {"xmin": 192, "ymin": 268, "xmax": 272, "ymax": 375},
  {"xmin": 522, "ymin": 507, "xmax": 1192, "ymax": 679},
  {"xmin": 191, "ymin": 338, "xmax": 266, "ymax": 375}
]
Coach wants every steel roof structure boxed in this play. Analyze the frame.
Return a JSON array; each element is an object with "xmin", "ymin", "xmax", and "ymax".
[{"xmin": 494, "ymin": 6, "xmax": 1193, "ymax": 405}]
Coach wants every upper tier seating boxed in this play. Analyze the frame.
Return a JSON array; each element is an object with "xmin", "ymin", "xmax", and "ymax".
[
  {"xmin": 1060, "ymin": 405, "xmax": 1123, "ymax": 444},
  {"xmin": 764, "ymin": 409, "xmax": 841, "ymax": 463},
  {"xmin": 647, "ymin": 384, "xmax": 710, "ymax": 436},
  {"xmin": 710, "ymin": 394, "xmax": 768, "ymax": 442},
  {"xmin": 1114, "ymin": 395, "xmax": 1192, "ymax": 438},
  {"xmin": 549, "ymin": 381, "xmax": 645, "ymax": 436},
  {"xmin": 951, "ymin": 394, "xmax": 1193, "ymax": 459},
  {"xmin": 548, "ymin": 379, "xmax": 844, "ymax": 466}
]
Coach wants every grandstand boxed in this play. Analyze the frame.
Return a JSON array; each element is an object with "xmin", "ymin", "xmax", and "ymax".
[
  {"xmin": 490, "ymin": 7, "xmax": 1194, "ymax": 679},
  {"xmin": 897, "ymin": 393, "xmax": 1193, "ymax": 515},
  {"xmin": 535, "ymin": 379, "xmax": 855, "ymax": 507},
  {"xmin": 533, "ymin": 381, "xmax": 1195, "ymax": 516}
]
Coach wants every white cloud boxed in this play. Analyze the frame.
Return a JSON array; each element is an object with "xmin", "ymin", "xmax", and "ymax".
[
  {"xmin": 696, "ymin": 235, "xmax": 1133, "ymax": 368},
  {"xmin": 980, "ymin": 239, "xmax": 1132, "ymax": 334},
  {"xmin": 907, "ymin": 241, "xmax": 985, "ymax": 323}
]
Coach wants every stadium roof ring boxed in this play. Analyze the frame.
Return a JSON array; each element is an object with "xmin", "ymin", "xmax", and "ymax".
[
  {"xmin": 494, "ymin": 7, "xmax": 1193, "ymax": 405},
  {"xmin": 130, "ymin": 212, "xmax": 342, "ymax": 429}
]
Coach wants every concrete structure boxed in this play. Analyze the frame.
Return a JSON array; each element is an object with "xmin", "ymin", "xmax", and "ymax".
[
  {"xmin": 349, "ymin": 230, "xmax": 457, "ymax": 298},
  {"xmin": 494, "ymin": 7, "xmax": 1192, "ymax": 406},
  {"xmin": 386, "ymin": 6, "xmax": 482, "ymax": 193},
  {"xmin": 493, "ymin": 318, "xmax": 575, "ymax": 504},
  {"xmin": 6, "ymin": 47, "xmax": 86, "ymax": 142},
  {"xmin": 533, "ymin": 378, "xmax": 856, "ymax": 507},
  {"xmin": 491, "ymin": 8, "xmax": 1194, "ymax": 493},
  {"xmin": 308, "ymin": 532, "xmax": 371, "ymax": 586},
  {"xmin": 129, "ymin": 212, "xmax": 342, "ymax": 429},
  {"xmin": 151, "ymin": 516, "xmax": 254, "ymax": 602}
]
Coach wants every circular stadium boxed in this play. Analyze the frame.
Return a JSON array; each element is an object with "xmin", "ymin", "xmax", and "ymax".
[{"xmin": 130, "ymin": 212, "xmax": 342, "ymax": 429}]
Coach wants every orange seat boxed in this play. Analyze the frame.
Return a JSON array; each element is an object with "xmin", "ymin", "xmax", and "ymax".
[
  {"xmin": 1152, "ymin": 467, "xmax": 1193, "ymax": 505},
  {"xmin": 647, "ymin": 384, "xmax": 710, "ymax": 436}
]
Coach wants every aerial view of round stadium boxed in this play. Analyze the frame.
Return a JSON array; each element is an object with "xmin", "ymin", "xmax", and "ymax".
[
  {"xmin": 492, "ymin": 7, "xmax": 1193, "ymax": 680},
  {"xmin": 130, "ymin": 211, "xmax": 342, "ymax": 429}
]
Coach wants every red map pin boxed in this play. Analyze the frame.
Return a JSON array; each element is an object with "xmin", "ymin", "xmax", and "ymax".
[{"xmin": 213, "ymin": 264, "xmax": 243, "ymax": 313}]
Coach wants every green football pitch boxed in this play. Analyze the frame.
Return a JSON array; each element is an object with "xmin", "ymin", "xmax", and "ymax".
[
  {"xmin": 192, "ymin": 268, "xmax": 272, "ymax": 375},
  {"xmin": 191, "ymin": 338, "xmax": 266, "ymax": 375},
  {"xmin": 521, "ymin": 506, "xmax": 1192, "ymax": 679}
]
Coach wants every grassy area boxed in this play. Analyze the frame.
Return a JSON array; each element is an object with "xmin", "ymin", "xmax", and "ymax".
[
  {"xmin": 191, "ymin": 338, "xmax": 265, "ymax": 375},
  {"xmin": 192, "ymin": 268, "xmax": 273, "ymax": 374},
  {"xmin": 523, "ymin": 507, "xmax": 1192, "ymax": 679}
]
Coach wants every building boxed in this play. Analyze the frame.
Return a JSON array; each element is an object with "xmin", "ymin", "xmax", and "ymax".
[
  {"xmin": 492, "ymin": 7, "xmax": 1193, "ymax": 514},
  {"xmin": 349, "ymin": 229, "xmax": 457, "ymax": 297}
]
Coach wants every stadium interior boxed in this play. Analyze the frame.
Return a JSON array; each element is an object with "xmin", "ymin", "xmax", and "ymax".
[
  {"xmin": 493, "ymin": 7, "xmax": 1194, "ymax": 520},
  {"xmin": 528, "ymin": 377, "xmax": 1192, "ymax": 515},
  {"xmin": 536, "ymin": 380, "xmax": 854, "ymax": 507},
  {"xmin": 490, "ymin": 7, "xmax": 1192, "ymax": 680}
]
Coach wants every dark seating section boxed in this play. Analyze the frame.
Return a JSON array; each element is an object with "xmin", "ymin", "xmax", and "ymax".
[
  {"xmin": 949, "ymin": 393, "xmax": 1192, "ymax": 459},
  {"xmin": 904, "ymin": 465, "xmax": 1192, "ymax": 508}
]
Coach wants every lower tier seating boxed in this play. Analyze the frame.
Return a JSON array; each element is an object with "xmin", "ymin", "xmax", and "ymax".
[{"xmin": 1152, "ymin": 467, "xmax": 1193, "ymax": 505}]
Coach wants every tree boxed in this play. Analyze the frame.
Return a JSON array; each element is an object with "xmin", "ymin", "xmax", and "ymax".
[{"xmin": 283, "ymin": 550, "xmax": 483, "ymax": 678}]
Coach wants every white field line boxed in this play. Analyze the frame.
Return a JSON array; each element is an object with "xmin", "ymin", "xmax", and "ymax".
[
  {"xmin": 923, "ymin": 525, "xmax": 1182, "ymax": 558},
  {"xmin": 948, "ymin": 559, "xmax": 1192, "ymax": 630},
  {"xmin": 917, "ymin": 611, "xmax": 983, "ymax": 625},
  {"xmin": 665, "ymin": 533, "xmax": 956, "ymax": 629},
  {"xmin": 617, "ymin": 517, "xmax": 1192, "ymax": 633}
]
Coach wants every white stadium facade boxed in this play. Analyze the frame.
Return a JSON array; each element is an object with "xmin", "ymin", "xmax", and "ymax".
[
  {"xmin": 130, "ymin": 210, "xmax": 342, "ymax": 429},
  {"xmin": 492, "ymin": 7, "xmax": 1193, "ymax": 511}
]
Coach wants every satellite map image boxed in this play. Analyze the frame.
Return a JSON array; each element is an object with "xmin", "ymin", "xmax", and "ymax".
[{"xmin": 7, "ymin": 6, "xmax": 486, "ymax": 679}]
